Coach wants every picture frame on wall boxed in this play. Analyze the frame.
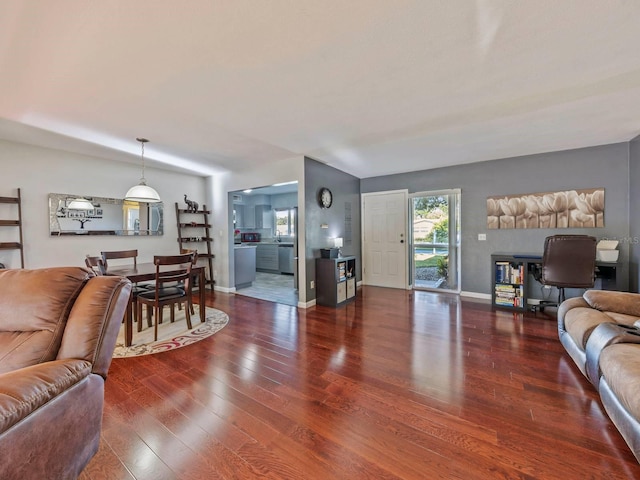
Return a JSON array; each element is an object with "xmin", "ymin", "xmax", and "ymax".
[{"xmin": 487, "ymin": 187, "xmax": 604, "ymax": 229}]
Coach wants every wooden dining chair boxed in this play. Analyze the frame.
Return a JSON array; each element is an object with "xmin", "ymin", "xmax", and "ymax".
[
  {"xmin": 100, "ymin": 249, "xmax": 152, "ymax": 330},
  {"xmin": 85, "ymin": 255, "xmax": 106, "ymax": 276},
  {"xmin": 101, "ymin": 248, "xmax": 156, "ymax": 289},
  {"xmin": 101, "ymin": 249, "xmax": 139, "ymax": 271},
  {"xmin": 179, "ymin": 248, "xmax": 198, "ymax": 314},
  {"xmin": 135, "ymin": 253, "xmax": 195, "ymax": 341}
]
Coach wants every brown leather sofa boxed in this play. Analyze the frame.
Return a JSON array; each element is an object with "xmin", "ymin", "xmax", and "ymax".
[
  {"xmin": 558, "ymin": 290, "xmax": 640, "ymax": 462},
  {"xmin": 0, "ymin": 267, "xmax": 131, "ymax": 479}
]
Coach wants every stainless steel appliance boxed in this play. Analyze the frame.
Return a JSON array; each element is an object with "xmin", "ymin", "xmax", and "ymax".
[{"xmin": 279, "ymin": 244, "xmax": 294, "ymax": 274}]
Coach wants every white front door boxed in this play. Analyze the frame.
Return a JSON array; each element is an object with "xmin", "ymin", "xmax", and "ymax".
[{"xmin": 362, "ymin": 190, "xmax": 408, "ymax": 289}]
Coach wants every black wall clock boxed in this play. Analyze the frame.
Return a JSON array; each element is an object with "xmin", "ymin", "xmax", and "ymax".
[{"xmin": 318, "ymin": 187, "xmax": 333, "ymax": 209}]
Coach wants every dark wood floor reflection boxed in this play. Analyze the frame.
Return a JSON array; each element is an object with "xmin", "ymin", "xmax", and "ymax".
[{"xmin": 81, "ymin": 287, "xmax": 640, "ymax": 479}]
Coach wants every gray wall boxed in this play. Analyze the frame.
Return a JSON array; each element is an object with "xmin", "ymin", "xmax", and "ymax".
[
  {"xmin": 361, "ymin": 142, "xmax": 631, "ymax": 295},
  {"xmin": 630, "ymin": 135, "xmax": 640, "ymax": 293},
  {"xmin": 304, "ymin": 157, "xmax": 361, "ymax": 301}
]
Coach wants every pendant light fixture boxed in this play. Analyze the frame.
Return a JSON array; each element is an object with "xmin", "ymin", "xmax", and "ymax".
[
  {"xmin": 124, "ymin": 138, "xmax": 161, "ymax": 203},
  {"xmin": 67, "ymin": 197, "xmax": 94, "ymax": 210}
]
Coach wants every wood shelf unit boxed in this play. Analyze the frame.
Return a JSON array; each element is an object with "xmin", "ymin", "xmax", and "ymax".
[
  {"xmin": 0, "ymin": 188, "xmax": 24, "ymax": 268},
  {"xmin": 175, "ymin": 203, "xmax": 214, "ymax": 289},
  {"xmin": 316, "ymin": 256, "xmax": 356, "ymax": 307},
  {"xmin": 492, "ymin": 254, "xmax": 528, "ymax": 311}
]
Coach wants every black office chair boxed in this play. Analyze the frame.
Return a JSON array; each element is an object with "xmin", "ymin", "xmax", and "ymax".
[{"xmin": 535, "ymin": 234, "xmax": 597, "ymax": 311}]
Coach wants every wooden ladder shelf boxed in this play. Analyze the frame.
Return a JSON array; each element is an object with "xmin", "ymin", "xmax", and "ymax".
[
  {"xmin": 0, "ymin": 188, "xmax": 25, "ymax": 268},
  {"xmin": 175, "ymin": 202, "xmax": 215, "ymax": 290}
]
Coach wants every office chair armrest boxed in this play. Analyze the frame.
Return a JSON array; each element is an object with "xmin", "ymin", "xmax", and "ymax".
[{"xmin": 584, "ymin": 290, "xmax": 640, "ymax": 318}]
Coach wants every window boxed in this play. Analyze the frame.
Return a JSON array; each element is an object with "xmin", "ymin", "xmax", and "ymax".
[{"xmin": 275, "ymin": 208, "xmax": 296, "ymax": 236}]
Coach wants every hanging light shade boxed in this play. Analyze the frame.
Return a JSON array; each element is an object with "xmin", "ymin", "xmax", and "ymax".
[
  {"xmin": 125, "ymin": 138, "xmax": 161, "ymax": 203},
  {"xmin": 67, "ymin": 197, "xmax": 94, "ymax": 210}
]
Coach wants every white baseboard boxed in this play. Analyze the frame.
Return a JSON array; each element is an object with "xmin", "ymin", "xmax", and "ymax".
[
  {"xmin": 214, "ymin": 285, "xmax": 235, "ymax": 293},
  {"xmin": 460, "ymin": 291, "xmax": 491, "ymax": 301},
  {"xmin": 298, "ymin": 299, "xmax": 316, "ymax": 309}
]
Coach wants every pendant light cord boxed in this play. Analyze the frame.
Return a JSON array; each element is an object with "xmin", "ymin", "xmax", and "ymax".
[{"xmin": 137, "ymin": 137, "xmax": 149, "ymax": 184}]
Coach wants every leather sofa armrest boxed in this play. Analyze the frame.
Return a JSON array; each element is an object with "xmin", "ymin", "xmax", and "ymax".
[
  {"xmin": 584, "ymin": 290, "xmax": 640, "ymax": 317},
  {"xmin": 0, "ymin": 359, "xmax": 91, "ymax": 434},
  {"xmin": 558, "ymin": 296, "xmax": 590, "ymax": 326},
  {"xmin": 57, "ymin": 276, "xmax": 131, "ymax": 379},
  {"xmin": 585, "ymin": 323, "xmax": 640, "ymax": 387}
]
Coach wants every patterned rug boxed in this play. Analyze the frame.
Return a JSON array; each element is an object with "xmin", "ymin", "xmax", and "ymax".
[{"xmin": 112, "ymin": 305, "xmax": 229, "ymax": 358}]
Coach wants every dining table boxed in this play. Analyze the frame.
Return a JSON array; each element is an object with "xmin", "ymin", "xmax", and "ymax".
[{"xmin": 106, "ymin": 262, "xmax": 206, "ymax": 347}]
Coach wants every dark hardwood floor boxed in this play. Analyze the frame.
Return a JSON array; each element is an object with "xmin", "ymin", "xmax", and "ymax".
[{"xmin": 81, "ymin": 287, "xmax": 640, "ymax": 479}]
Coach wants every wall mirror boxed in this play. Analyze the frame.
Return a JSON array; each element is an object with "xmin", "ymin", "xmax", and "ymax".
[{"xmin": 49, "ymin": 193, "xmax": 164, "ymax": 236}]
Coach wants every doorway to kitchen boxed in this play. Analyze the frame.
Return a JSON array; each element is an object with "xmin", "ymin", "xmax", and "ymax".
[
  {"xmin": 409, "ymin": 189, "xmax": 460, "ymax": 293},
  {"xmin": 232, "ymin": 182, "xmax": 299, "ymax": 306}
]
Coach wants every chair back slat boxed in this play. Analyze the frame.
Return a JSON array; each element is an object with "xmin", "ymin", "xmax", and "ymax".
[
  {"xmin": 101, "ymin": 250, "xmax": 139, "ymax": 271},
  {"xmin": 85, "ymin": 255, "xmax": 106, "ymax": 276},
  {"xmin": 153, "ymin": 253, "xmax": 195, "ymax": 294}
]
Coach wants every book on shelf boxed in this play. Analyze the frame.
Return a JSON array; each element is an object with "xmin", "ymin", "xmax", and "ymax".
[
  {"xmin": 494, "ymin": 284, "xmax": 524, "ymax": 307},
  {"xmin": 338, "ymin": 262, "xmax": 346, "ymax": 281},
  {"xmin": 494, "ymin": 261, "xmax": 524, "ymax": 285}
]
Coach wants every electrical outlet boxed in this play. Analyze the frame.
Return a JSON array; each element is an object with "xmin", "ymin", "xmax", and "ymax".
[
  {"xmin": 478, "ymin": 233, "xmax": 487, "ymax": 241},
  {"xmin": 310, "ymin": 280, "xmax": 315, "ymax": 289}
]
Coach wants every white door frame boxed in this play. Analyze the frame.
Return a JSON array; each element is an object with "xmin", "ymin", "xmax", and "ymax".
[
  {"xmin": 361, "ymin": 189, "xmax": 410, "ymax": 289},
  {"xmin": 408, "ymin": 188, "xmax": 461, "ymax": 294}
]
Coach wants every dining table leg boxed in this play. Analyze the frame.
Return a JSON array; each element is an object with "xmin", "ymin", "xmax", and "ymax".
[
  {"xmin": 125, "ymin": 292, "xmax": 134, "ymax": 346},
  {"xmin": 199, "ymin": 268, "xmax": 205, "ymax": 323}
]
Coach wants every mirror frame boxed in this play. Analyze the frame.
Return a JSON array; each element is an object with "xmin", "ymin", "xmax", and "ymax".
[{"xmin": 49, "ymin": 193, "xmax": 164, "ymax": 236}]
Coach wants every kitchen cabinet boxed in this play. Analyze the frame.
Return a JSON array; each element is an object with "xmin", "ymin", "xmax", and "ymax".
[
  {"xmin": 234, "ymin": 205, "xmax": 244, "ymax": 228},
  {"xmin": 234, "ymin": 204, "xmax": 258, "ymax": 229},
  {"xmin": 256, "ymin": 244, "xmax": 279, "ymax": 272},
  {"xmin": 255, "ymin": 204, "xmax": 272, "ymax": 229}
]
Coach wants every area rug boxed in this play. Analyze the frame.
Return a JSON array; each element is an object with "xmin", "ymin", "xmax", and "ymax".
[{"xmin": 112, "ymin": 305, "xmax": 229, "ymax": 358}]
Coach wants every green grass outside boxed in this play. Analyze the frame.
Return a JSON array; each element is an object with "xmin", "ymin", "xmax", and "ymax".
[{"xmin": 415, "ymin": 254, "xmax": 447, "ymax": 268}]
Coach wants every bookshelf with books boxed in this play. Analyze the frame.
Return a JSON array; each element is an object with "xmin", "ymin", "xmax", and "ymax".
[
  {"xmin": 491, "ymin": 255, "xmax": 528, "ymax": 311},
  {"xmin": 316, "ymin": 256, "xmax": 356, "ymax": 307}
]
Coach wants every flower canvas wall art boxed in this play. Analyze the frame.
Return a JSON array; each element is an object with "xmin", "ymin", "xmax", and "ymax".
[{"xmin": 487, "ymin": 188, "xmax": 604, "ymax": 229}]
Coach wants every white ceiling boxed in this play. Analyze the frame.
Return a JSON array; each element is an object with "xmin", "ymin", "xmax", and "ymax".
[{"xmin": 1, "ymin": 1, "xmax": 640, "ymax": 178}]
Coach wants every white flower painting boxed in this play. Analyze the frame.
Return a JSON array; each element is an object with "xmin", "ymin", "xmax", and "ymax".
[{"xmin": 487, "ymin": 188, "xmax": 604, "ymax": 229}]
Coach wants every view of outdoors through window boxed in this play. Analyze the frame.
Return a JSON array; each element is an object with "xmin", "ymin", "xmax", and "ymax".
[
  {"xmin": 275, "ymin": 208, "xmax": 296, "ymax": 237},
  {"xmin": 412, "ymin": 195, "xmax": 452, "ymax": 290}
]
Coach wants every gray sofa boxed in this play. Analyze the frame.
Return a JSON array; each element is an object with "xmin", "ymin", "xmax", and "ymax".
[{"xmin": 558, "ymin": 290, "xmax": 640, "ymax": 462}]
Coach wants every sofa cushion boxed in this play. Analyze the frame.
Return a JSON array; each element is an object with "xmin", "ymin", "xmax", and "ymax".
[
  {"xmin": 0, "ymin": 268, "xmax": 91, "ymax": 374},
  {"xmin": 564, "ymin": 306, "xmax": 617, "ymax": 351},
  {"xmin": 584, "ymin": 290, "xmax": 640, "ymax": 317},
  {"xmin": 600, "ymin": 343, "xmax": 640, "ymax": 422}
]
